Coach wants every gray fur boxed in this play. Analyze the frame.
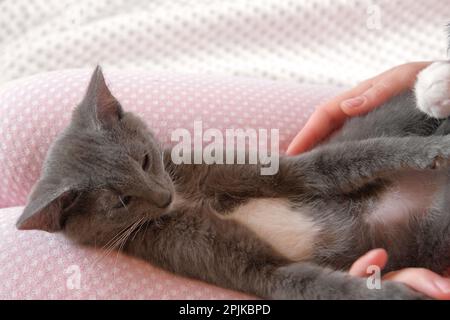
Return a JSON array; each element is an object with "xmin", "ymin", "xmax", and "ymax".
[{"xmin": 17, "ymin": 66, "xmax": 450, "ymax": 299}]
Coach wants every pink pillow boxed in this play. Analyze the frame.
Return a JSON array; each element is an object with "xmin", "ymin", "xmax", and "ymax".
[
  {"xmin": 0, "ymin": 206, "xmax": 254, "ymax": 299},
  {"xmin": 0, "ymin": 69, "xmax": 341, "ymax": 299}
]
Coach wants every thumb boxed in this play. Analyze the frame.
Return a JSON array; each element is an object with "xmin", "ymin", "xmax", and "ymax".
[{"xmin": 349, "ymin": 248, "xmax": 388, "ymax": 277}]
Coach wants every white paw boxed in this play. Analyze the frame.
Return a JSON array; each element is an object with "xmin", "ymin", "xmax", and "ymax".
[{"xmin": 414, "ymin": 61, "xmax": 450, "ymax": 119}]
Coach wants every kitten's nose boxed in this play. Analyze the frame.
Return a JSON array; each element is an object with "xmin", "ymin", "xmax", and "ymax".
[{"xmin": 157, "ymin": 193, "xmax": 172, "ymax": 208}]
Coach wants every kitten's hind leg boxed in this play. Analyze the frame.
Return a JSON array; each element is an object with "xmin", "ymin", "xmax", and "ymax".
[
  {"xmin": 271, "ymin": 262, "xmax": 426, "ymax": 299},
  {"xmin": 131, "ymin": 210, "xmax": 427, "ymax": 299},
  {"xmin": 415, "ymin": 190, "xmax": 450, "ymax": 274}
]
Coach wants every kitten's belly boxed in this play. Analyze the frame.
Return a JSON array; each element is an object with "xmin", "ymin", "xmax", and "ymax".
[
  {"xmin": 222, "ymin": 198, "xmax": 320, "ymax": 261},
  {"xmin": 220, "ymin": 171, "xmax": 447, "ymax": 262},
  {"xmin": 368, "ymin": 170, "xmax": 447, "ymax": 226}
]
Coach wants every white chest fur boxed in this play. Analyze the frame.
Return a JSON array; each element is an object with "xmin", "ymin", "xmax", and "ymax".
[{"xmin": 222, "ymin": 198, "xmax": 320, "ymax": 261}]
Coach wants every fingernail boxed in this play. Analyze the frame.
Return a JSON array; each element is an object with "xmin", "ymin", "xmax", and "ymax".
[
  {"xmin": 434, "ymin": 278, "xmax": 450, "ymax": 293},
  {"xmin": 341, "ymin": 96, "xmax": 366, "ymax": 109}
]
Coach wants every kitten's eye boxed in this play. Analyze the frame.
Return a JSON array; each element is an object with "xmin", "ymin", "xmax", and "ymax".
[
  {"xmin": 142, "ymin": 153, "xmax": 150, "ymax": 171},
  {"xmin": 113, "ymin": 195, "xmax": 132, "ymax": 209}
]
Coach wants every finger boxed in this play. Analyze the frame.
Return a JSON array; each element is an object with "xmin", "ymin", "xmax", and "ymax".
[
  {"xmin": 371, "ymin": 61, "xmax": 431, "ymax": 86},
  {"xmin": 341, "ymin": 79, "xmax": 403, "ymax": 116},
  {"xmin": 285, "ymin": 107, "xmax": 343, "ymax": 155},
  {"xmin": 341, "ymin": 62, "xmax": 432, "ymax": 116},
  {"xmin": 286, "ymin": 82, "xmax": 372, "ymax": 155},
  {"xmin": 286, "ymin": 62, "xmax": 431, "ymax": 155},
  {"xmin": 349, "ymin": 249, "xmax": 388, "ymax": 277},
  {"xmin": 384, "ymin": 268, "xmax": 450, "ymax": 300}
]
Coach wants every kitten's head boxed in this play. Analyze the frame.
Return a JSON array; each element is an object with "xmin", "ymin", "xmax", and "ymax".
[{"xmin": 16, "ymin": 67, "xmax": 174, "ymax": 243}]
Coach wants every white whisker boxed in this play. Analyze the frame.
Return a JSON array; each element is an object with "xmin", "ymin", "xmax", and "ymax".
[
  {"xmin": 88, "ymin": 217, "xmax": 141, "ymax": 270},
  {"xmin": 113, "ymin": 217, "xmax": 145, "ymax": 280}
]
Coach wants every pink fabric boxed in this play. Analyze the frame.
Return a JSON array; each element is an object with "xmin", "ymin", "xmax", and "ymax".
[
  {"xmin": 0, "ymin": 207, "xmax": 253, "ymax": 299},
  {"xmin": 0, "ymin": 69, "xmax": 340, "ymax": 299}
]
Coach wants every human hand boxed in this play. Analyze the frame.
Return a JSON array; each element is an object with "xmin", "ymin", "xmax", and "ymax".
[
  {"xmin": 349, "ymin": 248, "xmax": 450, "ymax": 300},
  {"xmin": 286, "ymin": 62, "xmax": 432, "ymax": 155}
]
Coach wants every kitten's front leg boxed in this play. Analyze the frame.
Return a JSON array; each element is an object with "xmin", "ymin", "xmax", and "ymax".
[{"xmin": 291, "ymin": 135, "xmax": 450, "ymax": 194}]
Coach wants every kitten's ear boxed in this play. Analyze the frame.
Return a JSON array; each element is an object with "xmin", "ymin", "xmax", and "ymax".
[
  {"xmin": 80, "ymin": 66, "xmax": 123, "ymax": 129},
  {"xmin": 16, "ymin": 180, "xmax": 81, "ymax": 233}
]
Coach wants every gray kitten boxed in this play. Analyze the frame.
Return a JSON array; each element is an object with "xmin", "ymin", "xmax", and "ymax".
[{"xmin": 16, "ymin": 65, "xmax": 450, "ymax": 300}]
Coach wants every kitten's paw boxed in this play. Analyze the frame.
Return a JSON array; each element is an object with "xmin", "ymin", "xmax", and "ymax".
[
  {"xmin": 415, "ymin": 61, "xmax": 450, "ymax": 119},
  {"xmin": 272, "ymin": 264, "xmax": 429, "ymax": 300},
  {"xmin": 340, "ymin": 278, "xmax": 428, "ymax": 300},
  {"xmin": 430, "ymin": 153, "xmax": 450, "ymax": 169},
  {"xmin": 426, "ymin": 135, "xmax": 450, "ymax": 167},
  {"xmin": 366, "ymin": 280, "xmax": 429, "ymax": 300}
]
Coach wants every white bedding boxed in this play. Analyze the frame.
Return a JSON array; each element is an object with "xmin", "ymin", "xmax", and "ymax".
[{"xmin": 0, "ymin": 0, "xmax": 448, "ymax": 86}]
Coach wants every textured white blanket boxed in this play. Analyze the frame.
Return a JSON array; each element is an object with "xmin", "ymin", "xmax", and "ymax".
[{"xmin": 0, "ymin": 0, "xmax": 448, "ymax": 86}]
